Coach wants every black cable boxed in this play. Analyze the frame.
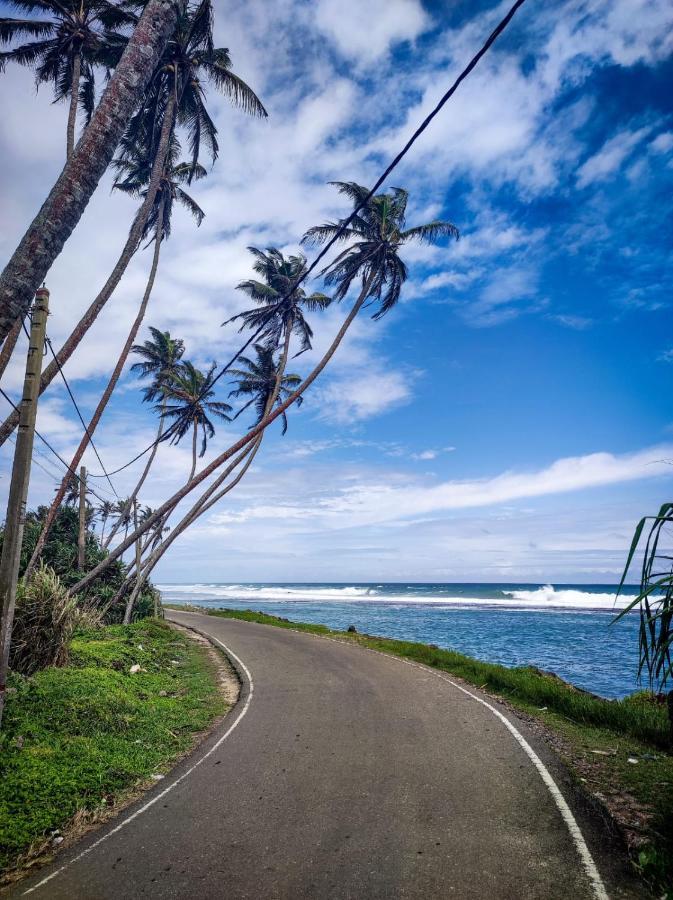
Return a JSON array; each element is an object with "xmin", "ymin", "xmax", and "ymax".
[
  {"xmin": 44, "ymin": 335, "xmax": 119, "ymax": 497},
  {"xmin": 203, "ymin": 0, "xmax": 528, "ymax": 399},
  {"xmin": 87, "ymin": 0, "xmax": 528, "ymax": 478},
  {"xmin": 0, "ymin": 386, "xmax": 109, "ymax": 505}
]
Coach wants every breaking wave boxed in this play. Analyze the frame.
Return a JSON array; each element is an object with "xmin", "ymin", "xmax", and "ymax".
[{"xmin": 158, "ymin": 582, "xmax": 634, "ymax": 610}]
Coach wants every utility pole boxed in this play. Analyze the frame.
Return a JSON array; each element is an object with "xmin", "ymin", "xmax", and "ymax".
[
  {"xmin": 77, "ymin": 465, "xmax": 87, "ymax": 570},
  {"xmin": 0, "ymin": 287, "xmax": 49, "ymax": 726}
]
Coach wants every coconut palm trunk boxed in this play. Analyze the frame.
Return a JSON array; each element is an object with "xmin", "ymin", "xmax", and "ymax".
[
  {"xmin": 69, "ymin": 274, "xmax": 375, "ymax": 596},
  {"xmin": 0, "ymin": 97, "xmax": 177, "ymax": 449},
  {"xmin": 25, "ymin": 200, "xmax": 167, "ymax": 578},
  {"xmin": 66, "ymin": 51, "xmax": 82, "ymax": 159},
  {"xmin": 0, "ymin": 318, "xmax": 21, "ymax": 381},
  {"xmin": 189, "ymin": 419, "xmax": 198, "ymax": 483},
  {"xmin": 0, "ymin": 0, "xmax": 185, "ymax": 344},
  {"xmin": 103, "ymin": 403, "xmax": 166, "ymax": 549}
]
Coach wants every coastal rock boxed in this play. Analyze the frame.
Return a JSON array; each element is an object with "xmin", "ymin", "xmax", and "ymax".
[{"xmin": 347, "ymin": 625, "xmax": 357, "ymax": 633}]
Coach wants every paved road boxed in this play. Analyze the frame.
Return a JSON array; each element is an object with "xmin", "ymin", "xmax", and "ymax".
[{"xmin": 12, "ymin": 611, "xmax": 639, "ymax": 899}]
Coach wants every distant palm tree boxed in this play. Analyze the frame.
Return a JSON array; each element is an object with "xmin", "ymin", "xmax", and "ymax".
[
  {"xmin": 0, "ymin": 0, "xmax": 134, "ymax": 158},
  {"xmin": 103, "ymin": 328, "xmax": 185, "ymax": 549},
  {"xmin": 110, "ymin": 498, "xmax": 133, "ymax": 561},
  {"xmin": 162, "ymin": 362, "xmax": 232, "ymax": 480},
  {"xmin": 62, "ymin": 474, "xmax": 80, "ymax": 507},
  {"xmin": 225, "ymin": 248, "xmax": 332, "ymax": 355},
  {"xmin": 229, "ymin": 344, "xmax": 303, "ymax": 435},
  {"xmin": 303, "ymin": 182, "xmax": 459, "ymax": 319},
  {"xmin": 113, "ymin": 135, "xmax": 206, "ymax": 240},
  {"xmin": 131, "ymin": 327, "xmax": 185, "ymax": 399},
  {"xmin": 97, "ymin": 499, "xmax": 115, "ymax": 544}
]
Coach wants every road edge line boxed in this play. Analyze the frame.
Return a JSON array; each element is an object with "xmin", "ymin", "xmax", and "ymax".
[{"xmin": 22, "ymin": 630, "xmax": 254, "ymax": 897}]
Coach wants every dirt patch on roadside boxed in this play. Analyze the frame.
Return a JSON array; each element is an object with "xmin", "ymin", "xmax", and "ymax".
[{"xmin": 170, "ymin": 621, "xmax": 240, "ymax": 705}]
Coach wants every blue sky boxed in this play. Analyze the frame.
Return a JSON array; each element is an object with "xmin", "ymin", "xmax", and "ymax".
[{"xmin": 0, "ymin": 0, "xmax": 672, "ymax": 583}]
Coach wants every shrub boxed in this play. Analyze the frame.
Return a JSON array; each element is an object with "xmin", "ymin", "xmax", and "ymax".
[{"xmin": 10, "ymin": 565, "xmax": 79, "ymax": 675}]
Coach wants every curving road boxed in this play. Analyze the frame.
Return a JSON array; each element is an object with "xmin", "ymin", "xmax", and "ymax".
[{"xmin": 12, "ymin": 611, "xmax": 641, "ymax": 899}]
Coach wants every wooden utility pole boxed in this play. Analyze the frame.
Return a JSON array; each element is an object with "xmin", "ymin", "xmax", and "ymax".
[
  {"xmin": 77, "ymin": 465, "xmax": 87, "ymax": 570},
  {"xmin": 0, "ymin": 287, "xmax": 49, "ymax": 726}
]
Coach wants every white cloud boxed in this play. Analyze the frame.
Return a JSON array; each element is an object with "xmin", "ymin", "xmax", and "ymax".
[
  {"xmin": 460, "ymin": 266, "xmax": 543, "ymax": 327},
  {"xmin": 650, "ymin": 132, "xmax": 673, "ymax": 155},
  {"xmin": 576, "ymin": 126, "xmax": 651, "ymax": 188},
  {"xmin": 549, "ymin": 313, "xmax": 593, "ymax": 330},
  {"xmin": 211, "ymin": 444, "xmax": 673, "ymax": 532},
  {"xmin": 315, "ymin": 0, "xmax": 430, "ymax": 63},
  {"xmin": 314, "ymin": 368, "xmax": 415, "ymax": 424}
]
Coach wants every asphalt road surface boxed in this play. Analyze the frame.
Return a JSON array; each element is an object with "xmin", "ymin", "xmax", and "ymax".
[{"xmin": 12, "ymin": 611, "xmax": 642, "ymax": 899}]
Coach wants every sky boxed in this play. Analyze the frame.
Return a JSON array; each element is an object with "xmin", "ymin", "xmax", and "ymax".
[{"xmin": 0, "ymin": 0, "xmax": 672, "ymax": 584}]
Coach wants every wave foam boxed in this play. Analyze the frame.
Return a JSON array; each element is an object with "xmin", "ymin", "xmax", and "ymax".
[
  {"xmin": 157, "ymin": 582, "xmax": 635, "ymax": 611},
  {"xmin": 502, "ymin": 585, "xmax": 626, "ymax": 610}
]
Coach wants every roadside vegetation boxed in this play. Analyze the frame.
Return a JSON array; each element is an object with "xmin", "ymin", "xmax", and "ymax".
[
  {"xmin": 189, "ymin": 606, "xmax": 673, "ymax": 895},
  {"xmin": 0, "ymin": 619, "xmax": 226, "ymax": 878}
]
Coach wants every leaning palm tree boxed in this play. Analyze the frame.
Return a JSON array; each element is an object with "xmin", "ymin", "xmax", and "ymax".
[
  {"xmin": 0, "ymin": 0, "xmax": 134, "ymax": 158},
  {"xmin": 304, "ymin": 182, "xmax": 459, "ymax": 318},
  {"xmin": 0, "ymin": 0, "xmax": 183, "ymax": 348},
  {"xmin": 102, "ymin": 327, "xmax": 185, "ymax": 549},
  {"xmin": 69, "ymin": 183, "xmax": 460, "ymax": 596},
  {"xmin": 225, "ymin": 248, "xmax": 332, "ymax": 356},
  {"xmin": 162, "ymin": 361, "xmax": 233, "ymax": 481},
  {"xmin": 120, "ymin": 0, "xmax": 266, "ymax": 177},
  {"xmin": 23, "ymin": 144, "xmax": 204, "ymax": 578},
  {"xmin": 229, "ymin": 344, "xmax": 303, "ymax": 435},
  {"xmin": 0, "ymin": 1, "xmax": 266, "ymax": 442}
]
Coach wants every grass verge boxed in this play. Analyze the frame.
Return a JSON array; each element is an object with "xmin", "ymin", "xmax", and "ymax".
[
  {"xmin": 0, "ymin": 619, "xmax": 226, "ymax": 877},
  {"xmin": 180, "ymin": 605, "xmax": 673, "ymax": 896}
]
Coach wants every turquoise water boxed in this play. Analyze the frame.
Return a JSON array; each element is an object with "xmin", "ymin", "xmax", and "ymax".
[{"xmin": 158, "ymin": 582, "xmax": 643, "ymax": 699}]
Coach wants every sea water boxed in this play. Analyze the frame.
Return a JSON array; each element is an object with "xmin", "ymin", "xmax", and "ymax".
[{"xmin": 158, "ymin": 582, "xmax": 645, "ymax": 699}]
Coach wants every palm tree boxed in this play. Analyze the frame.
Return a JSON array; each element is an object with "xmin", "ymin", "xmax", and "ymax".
[
  {"xmin": 112, "ymin": 497, "xmax": 132, "ymax": 544},
  {"xmin": 62, "ymin": 474, "xmax": 80, "ymax": 507},
  {"xmin": 0, "ymin": 0, "xmax": 135, "ymax": 158},
  {"xmin": 97, "ymin": 498, "xmax": 115, "ymax": 543},
  {"xmin": 162, "ymin": 361, "xmax": 232, "ymax": 481},
  {"xmin": 0, "ymin": 0, "xmax": 265, "ymax": 439},
  {"xmin": 0, "ymin": 0, "xmax": 184, "ymax": 346},
  {"xmin": 225, "ymin": 248, "xmax": 332, "ymax": 356},
  {"xmin": 102, "ymin": 327, "xmax": 185, "ymax": 549},
  {"xmin": 304, "ymin": 182, "xmax": 459, "ymax": 318},
  {"xmin": 69, "ymin": 184, "xmax": 460, "ymax": 596},
  {"xmin": 120, "ymin": 0, "xmax": 266, "ymax": 176},
  {"xmin": 229, "ymin": 344, "xmax": 303, "ymax": 435},
  {"xmin": 23, "ymin": 142, "xmax": 203, "ymax": 578},
  {"xmin": 112, "ymin": 133, "xmax": 206, "ymax": 238}
]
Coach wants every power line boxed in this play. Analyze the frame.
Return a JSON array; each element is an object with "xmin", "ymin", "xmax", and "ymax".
[
  {"xmin": 0, "ymin": 386, "xmax": 110, "ymax": 506},
  {"xmin": 44, "ymin": 335, "xmax": 119, "ymax": 497},
  {"xmin": 204, "ymin": 0, "xmax": 528, "ymax": 399},
  {"xmin": 84, "ymin": 0, "xmax": 528, "ymax": 479}
]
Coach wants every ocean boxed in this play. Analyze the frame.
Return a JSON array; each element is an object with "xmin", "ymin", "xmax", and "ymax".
[{"xmin": 158, "ymin": 582, "xmax": 645, "ymax": 700}]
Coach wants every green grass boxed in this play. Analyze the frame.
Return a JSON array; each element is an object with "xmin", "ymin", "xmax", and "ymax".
[
  {"xmin": 0, "ymin": 619, "xmax": 226, "ymax": 874},
  {"xmin": 188, "ymin": 605, "xmax": 672, "ymax": 896}
]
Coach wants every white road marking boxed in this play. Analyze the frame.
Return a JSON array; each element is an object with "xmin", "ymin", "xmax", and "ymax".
[
  {"xmin": 317, "ymin": 632, "xmax": 610, "ymax": 900},
  {"xmin": 23, "ymin": 629, "xmax": 254, "ymax": 896}
]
